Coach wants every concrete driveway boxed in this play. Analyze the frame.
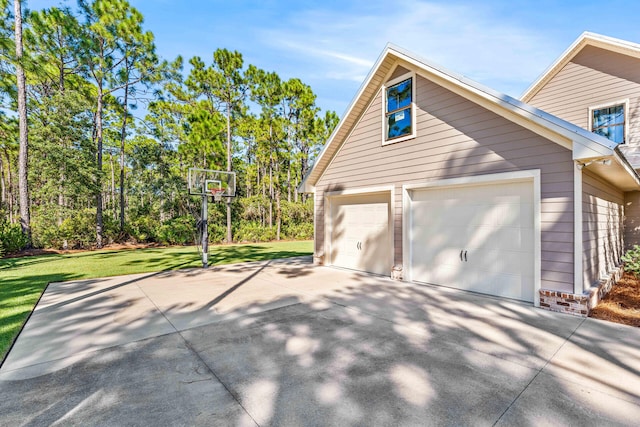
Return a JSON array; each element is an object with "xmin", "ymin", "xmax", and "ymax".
[{"xmin": 1, "ymin": 257, "xmax": 639, "ymax": 426}]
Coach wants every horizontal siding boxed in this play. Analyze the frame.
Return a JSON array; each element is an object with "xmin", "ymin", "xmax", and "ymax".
[
  {"xmin": 528, "ymin": 45, "xmax": 640, "ymax": 150},
  {"xmin": 316, "ymin": 74, "xmax": 575, "ymax": 292},
  {"xmin": 582, "ymin": 170, "xmax": 624, "ymax": 288},
  {"xmin": 389, "ymin": 65, "xmax": 410, "ymax": 81}
]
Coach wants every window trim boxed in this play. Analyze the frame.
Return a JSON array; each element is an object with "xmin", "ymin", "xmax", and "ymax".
[
  {"xmin": 588, "ymin": 99, "xmax": 629, "ymax": 145},
  {"xmin": 382, "ymin": 71, "xmax": 417, "ymax": 146}
]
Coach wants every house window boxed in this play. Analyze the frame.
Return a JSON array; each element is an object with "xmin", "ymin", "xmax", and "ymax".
[
  {"xmin": 591, "ymin": 103, "xmax": 626, "ymax": 144},
  {"xmin": 385, "ymin": 77, "xmax": 413, "ymax": 141}
]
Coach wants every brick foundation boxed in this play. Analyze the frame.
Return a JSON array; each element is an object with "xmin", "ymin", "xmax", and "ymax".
[{"xmin": 539, "ymin": 265, "xmax": 624, "ymax": 317}]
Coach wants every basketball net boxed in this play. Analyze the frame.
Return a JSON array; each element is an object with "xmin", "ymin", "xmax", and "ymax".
[{"xmin": 209, "ymin": 188, "xmax": 225, "ymax": 202}]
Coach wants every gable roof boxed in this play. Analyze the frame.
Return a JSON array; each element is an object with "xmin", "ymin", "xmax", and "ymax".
[
  {"xmin": 300, "ymin": 43, "xmax": 639, "ymax": 193},
  {"xmin": 521, "ymin": 32, "xmax": 640, "ymax": 103}
]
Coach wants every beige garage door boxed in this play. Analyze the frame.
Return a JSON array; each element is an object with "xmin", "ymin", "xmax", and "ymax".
[
  {"xmin": 330, "ymin": 194, "xmax": 391, "ymax": 276},
  {"xmin": 409, "ymin": 180, "xmax": 535, "ymax": 302}
]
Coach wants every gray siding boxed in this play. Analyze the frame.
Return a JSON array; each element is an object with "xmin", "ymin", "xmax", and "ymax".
[
  {"xmin": 624, "ymin": 191, "xmax": 640, "ymax": 249},
  {"xmin": 582, "ymin": 170, "xmax": 624, "ymax": 288},
  {"xmin": 528, "ymin": 45, "xmax": 640, "ymax": 149},
  {"xmin": 316, "ymin": 74, "xmax": 575, "ymax": 292}
]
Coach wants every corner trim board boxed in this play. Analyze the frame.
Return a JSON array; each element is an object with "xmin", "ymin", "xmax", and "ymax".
[{"xmin": 574, "ymin": 163, "xmax": 584, "ymax": 295}]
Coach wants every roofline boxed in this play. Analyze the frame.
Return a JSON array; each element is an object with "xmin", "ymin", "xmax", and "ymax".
[
  {"xmin": 388, "ymin": 44, "xmax": 616, "ymax": 155},
  {"xmin": 614, "ymin": 146, "xmax": 640, "ymax": 187},
  {"xmin": 300, "ymin": 42, "xmax": 622, "ymax": 193},
  {"xmin": 521, "ymin": 32, "xmax": 640, "ymax": 102},
  {"xmin": 298, "ymin": 45, "xmax": 392, "ymax": 194}
]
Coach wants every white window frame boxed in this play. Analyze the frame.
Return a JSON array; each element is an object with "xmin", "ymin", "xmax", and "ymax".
[
  {"xmin": 381, "ymin": 71, "xmax": 417, "ymax": 146},
  {"xmin": 588, "ymin": 99, "xmax": 629, "ymax": 145}
]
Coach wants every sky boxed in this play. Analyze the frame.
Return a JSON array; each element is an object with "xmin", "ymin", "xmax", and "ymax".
[{"xmin": 27, "ymin": 0, "xmax": 640, "ymax": 118}]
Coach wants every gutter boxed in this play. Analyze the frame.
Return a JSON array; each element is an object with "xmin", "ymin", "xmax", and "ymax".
[{"xmin": 614, "ymin": 145, "xmax": 640, "ymax": 187}]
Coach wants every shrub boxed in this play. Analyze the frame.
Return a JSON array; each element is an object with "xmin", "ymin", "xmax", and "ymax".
[
  {"xmin": 281, "ymin": 199, "xmax": 313, "ymax": 225},
  {"xmin": 622, "ymin": 245, "xmax": 640, "ymax": 278},
  {"xmin": 59, "ymin": 208, "xmax": 97, "ymax": 248},
  {"xmin": 128, "ymin": 215, "xmax": 158, "ymax": 243},
  {"xmin": 158, "ymin": 216, "xmax": 195, "ymax": 245},
  {"xmin": 234, "ymin": 221, "xmax": 276, "ymax": 242},
  {"xmin": 31, "ymin": 211, "xmax": 62, "ymax": 248},
  {"xmin": 282, "ymin": 222, "xmax": 313, "ymax": 240},
  {"xmin": 0, "ymin": 220, "xmax": 29, "ymax": 255}
]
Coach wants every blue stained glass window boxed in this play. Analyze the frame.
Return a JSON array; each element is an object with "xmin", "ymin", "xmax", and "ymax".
[
  {"xmin": 386, "ymin": 78, "xmax": 412, "ymax": 140},
  {"xmin": 592, "ymin": 104, "xmax": 625, "ymax": 144}
]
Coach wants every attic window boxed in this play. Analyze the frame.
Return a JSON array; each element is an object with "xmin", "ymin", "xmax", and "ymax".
[
  {"xmin": 384, "ymin": 74, "xmax": 415, "ymax": 143},
  {"xmin": 590, "ymin": 102, "xmax": 626, "ymax": 144}
]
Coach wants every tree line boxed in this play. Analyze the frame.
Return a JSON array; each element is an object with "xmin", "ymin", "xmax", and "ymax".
[{"xmin": 0, "ymin": 0, "xmax": 337, "ymax": 255}]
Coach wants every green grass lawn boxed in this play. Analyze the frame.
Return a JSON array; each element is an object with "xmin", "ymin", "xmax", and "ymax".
[{"xmin": 0, "ymin": 240, "xmax": 312, "ymax": 361}]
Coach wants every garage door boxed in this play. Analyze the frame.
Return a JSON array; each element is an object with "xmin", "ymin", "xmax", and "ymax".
[
  {"xmin": 409, "ymin": 180, "xmax": 535, "ymax": 302},
  {"xmin": 330, "ymin": 194, "xmax": 391, "ymax": 276}
]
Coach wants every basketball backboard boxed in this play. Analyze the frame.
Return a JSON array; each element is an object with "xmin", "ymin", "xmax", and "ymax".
[{"xmin": 188, "ymin": 168, "xmax": 236, "ymax": 198}]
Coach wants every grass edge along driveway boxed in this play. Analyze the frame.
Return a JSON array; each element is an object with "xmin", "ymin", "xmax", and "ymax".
[{"xmin": 0, "ymin": 240, "xmax": 313, "ymax": 361}]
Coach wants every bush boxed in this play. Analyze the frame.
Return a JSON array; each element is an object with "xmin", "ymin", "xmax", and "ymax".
[
  {"xmin": 0, "ymin": 220, "xmax": 29, "ymax": 255},
  {"xmin": 281, "ymin": 199, "xmax": 313, "ymax": 225},
  {"xmin": 282, "ymin": 222, "xmax": 313, "ymax": 240},
  {"xmin": 31, "ymin": 211, "xmax": 63, "ymax": 248},
  {"xmin": 622, "ymin": 245, "xmax": 640, "ymax": 278},
  {"xmin": 58, "ymin": 208, "xmax": 97, "ymax": 248},
  {"xmin": 234, "ymin": 221, "xmax": 276, "ymax": 242},
  {"xmin": 158, "ymin": 216, "xmax": 195, "ymax": 245},
  {"xmin": 128, "ymin": 215, "xmax": 158, "ymax": 243}
]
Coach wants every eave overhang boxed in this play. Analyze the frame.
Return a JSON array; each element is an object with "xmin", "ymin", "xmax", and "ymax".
[{"xmin": 299, "ymin": 42, "xmax": 640, "ymax": 194}]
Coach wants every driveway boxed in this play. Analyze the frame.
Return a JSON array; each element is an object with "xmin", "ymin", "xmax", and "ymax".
[{"xmin": 1, "ymin": 257, "xmax": 639, "ymax": 426}]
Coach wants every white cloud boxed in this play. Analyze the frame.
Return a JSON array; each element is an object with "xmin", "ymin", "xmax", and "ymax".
[{"xmin": 259, "ymin": 0, "xmax": 563, "ymax": 97}]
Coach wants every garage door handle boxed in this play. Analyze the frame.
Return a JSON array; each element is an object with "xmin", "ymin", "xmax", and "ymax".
[
  {"xmin": 460, "ymin": 250, "xmax": 463, "ymax": 261},
  {"xmin": 464, "ymin": 250, "xmax": 467, "ymax": 262}
]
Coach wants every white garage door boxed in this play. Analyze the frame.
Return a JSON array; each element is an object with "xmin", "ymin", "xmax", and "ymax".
[
  {"xmin": 409, "ymin": 180, "xmax": 535, "ymax": 302},
  {"xmin": 330, "ymin": 194, "xmax": 391, "ymax": 276}
]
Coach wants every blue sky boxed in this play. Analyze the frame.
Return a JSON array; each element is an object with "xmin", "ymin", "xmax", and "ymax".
[{"xmin": 28, "ymin": 0, "xmax": 640, "ymax": 118}]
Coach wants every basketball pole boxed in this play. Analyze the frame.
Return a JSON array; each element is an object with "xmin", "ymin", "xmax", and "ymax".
[{"xmin": 201, "ymin": 193, "xmax": 208, "ymax": 268}]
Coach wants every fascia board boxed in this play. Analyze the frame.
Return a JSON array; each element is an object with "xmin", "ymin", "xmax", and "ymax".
[
  {"xmin": 388, "ymin": 45, "xmax": 616, "ymax": 156},
  {"xmin": 614, "ymin": 146, "xmax": 640, "ymax": 187},
  {"xmin": 299, "ymin": 45, "xmax": 394, "ymax": 193},
  {"xmin": 521, "ymin": 33, "xmax": 588, "ymax": 102},
  {"xmin": 300, "ymin": 41, "xmax": 625, "ymax": 193},
  {"xmin": 572, "ymin": 139, "xmax": 614, "ymax": 160},
  {"xmin": 522, "ymin": 32, "xmax": 640, "ymax": 102}
]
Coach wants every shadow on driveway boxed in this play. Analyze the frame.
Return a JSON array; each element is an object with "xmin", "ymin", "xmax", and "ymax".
[{"xmin": 0, "ymin": 257, "xmax": 639, "ymax": 425}]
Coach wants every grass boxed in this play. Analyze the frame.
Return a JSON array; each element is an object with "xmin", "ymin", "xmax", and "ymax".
[
  {"xmin": 0, "ymin": 240, "xmax": 312, "ymax": 361},
  {"xmin": 589, "ymin": 272, "xmax": 640, "ymax": 327}
]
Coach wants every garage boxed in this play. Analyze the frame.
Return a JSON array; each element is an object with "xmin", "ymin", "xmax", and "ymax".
[
  {"xmin": 407, "ymin": 178, "xmax": 536, "ymax": 302},
  {"xmin": 328, "ymin": 193, "xmax": 392, "ymax": 276}
]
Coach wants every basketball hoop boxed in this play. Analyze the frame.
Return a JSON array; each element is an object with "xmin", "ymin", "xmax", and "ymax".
[
  {"xmin": 187, "ymin": 168, "xmax": 236, "ymax": 269},
  {"xmin": 209, "ymin": 188, "xmax": 225, "ymax": 202}
]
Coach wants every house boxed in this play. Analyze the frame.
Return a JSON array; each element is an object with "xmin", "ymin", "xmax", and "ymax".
[
  {"xmin": 299, "ymin": 32, "xmax": 640, "ymax": 316},
  {"xmin": 522, "ymin": 32, "xmax": 640, "ymax": 253}
]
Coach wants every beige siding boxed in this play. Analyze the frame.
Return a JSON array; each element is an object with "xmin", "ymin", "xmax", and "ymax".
[
  {"xmin": 528, "ymin": 45, "xmax": 640, "ymax": 148},
  {"xmin": 316, "ymin": 75, "xmax": 575, "ymax": 292},
  {"xmin": 389, "ymin": 65, "xmax": 410, "ymax": 81},
  {"xmin": 624, "ymin": 191, "xmax": 640, "ymax": 248},
  {"xmin": 582, "ymin": 170, "xmax": 624, "ymax": 288}
]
